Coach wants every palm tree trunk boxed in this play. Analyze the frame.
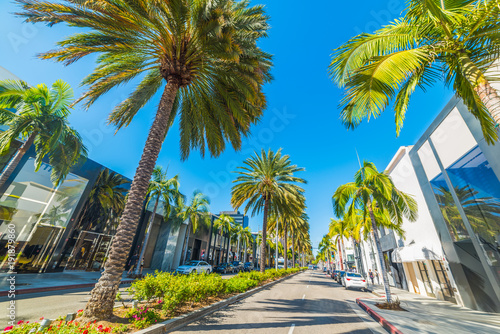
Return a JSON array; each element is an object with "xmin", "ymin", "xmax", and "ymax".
[
  {"xmin": 244, "ymin": 240, "xmax": 247, "ymax": 262},
  {"xmin": 212, "ymin": 231, "xmax": 218, "ymax": 265},
  {"xmin": 368, "ymin": 206, "xmax": 392, "ymax": 303},
  {"xmin": 82, "ymin": 80, "xmax": 179, "ymax": 321},
  {"xmin": 337, "ymin": 239, "xmax": 344, "ymax": 270},
  {"xmin": 341, "ymin": 238, "xmax": 347, "ymax": 269},
  {"xmin": 292, "ymin": 233, "xmax": 295, "ymax": 268},
  {"xmin": 182, "ymin": 224, "xmax": 191, "ymax": 264},
  {"xmin": 225, "ymin": 232, "xmax": 230, "ymax": 262},
  {"xmin": 236, "ymin": 236, "xmax": 240, "ymax": 261},
  {"xmin": 283, "ymin": 222, "xmax": 288, "ymax": 270},
  {"xmin": 259, "ymin": 197, "xmax": 270, "ymax": 273},
  {"xmin": 135, "ymin": 196, "xmax": 159, "ymax": 275},
  {"xmin": 218, "ymin": 230, "xmax": 223, "ymax": 265},
  {"xmin": 0, "ymin": 133, "xmax": 36, "ymax": 189}
]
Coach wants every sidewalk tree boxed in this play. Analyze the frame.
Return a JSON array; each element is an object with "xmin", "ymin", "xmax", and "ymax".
[
  {"xmin": 328, "ymin": 219, "xmax": 350, "ymax": 270},
  {"xmin": 232, "ymin": 223, "xmax": 244, "ymax": 261},
  {"xmin": 17, "ymin": 0, "xmax": 272, "ymax": 320},
  {"xmin": 332, "ymin": 161, "xmax": 418, "ymax": 303},
  {"xmin": 213, "ymin": 214, "xmax": 234, "ymax": 265},
  {"xmin": 318, "ymin": 234, "xmax": 335, "ymax": 271},
  {"xmin": 0, "ymin": 79, "xmax": 87, "ymax": 188},
  {"xmin": 135, "ymin": 166, "xmax": 182, "ymax": 275},
  {"xmin": 231, "ymin": 149, "xmax": 306, "ymax": 273},
  {"xmin": 329, "ymin": 0, "xmax": 500, "ymax": 143},
  {"xmin": 177, "ymin": 191, "xmax": 211, "ymax": 264},
  {"xmin": 241, "ymin": 227, "xmax": 253, "ymax": 262}
]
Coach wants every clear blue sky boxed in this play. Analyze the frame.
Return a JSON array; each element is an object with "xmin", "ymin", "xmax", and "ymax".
[{"xmin": 0, "ymin": 0, "xmax": 454, "ymax": 252}]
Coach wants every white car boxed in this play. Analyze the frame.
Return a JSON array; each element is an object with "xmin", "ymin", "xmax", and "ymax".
[
  {"xmin": 175, "ymin": 261, "xmax": 212, "ymax": 275},
  {"xmin": 342, "ymin": 272, "xmax": 367, "ymax": 290}
]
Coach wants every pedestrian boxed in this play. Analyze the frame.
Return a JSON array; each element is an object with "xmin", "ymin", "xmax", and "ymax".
[
  {"xmin": 139, "ymin": 257, "xmax": 144, "ymax": 275},
  {"xmin": 368, "ymin": 269, "xmax": 374, "ymax": 285},
  {"xmin": 375, "ymin": 269, "xmax": 380, "ymax": 284},
  {"xmin": 127, "ymin": 253, "xmax": 138, "ymax": 274}
]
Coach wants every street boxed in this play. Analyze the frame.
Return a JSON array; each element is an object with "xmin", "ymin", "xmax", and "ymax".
[{"xmin": 172, "ymin": 270, "xmax": 385, "ymax": 334}]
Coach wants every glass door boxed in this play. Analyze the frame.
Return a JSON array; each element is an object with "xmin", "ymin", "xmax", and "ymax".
[{"xmin": 417, "ymin": 261, "xmax": 435, "ymax": 297}]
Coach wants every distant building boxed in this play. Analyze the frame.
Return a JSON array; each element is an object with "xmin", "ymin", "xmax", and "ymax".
[{"xmin": 220, "ymin": 210, "xmax": 249, "ymax": 228}]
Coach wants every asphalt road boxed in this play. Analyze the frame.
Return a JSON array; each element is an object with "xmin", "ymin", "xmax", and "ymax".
[{"xmin": 172, "ymin": 270, "xmax": 385, "ymax": 334}]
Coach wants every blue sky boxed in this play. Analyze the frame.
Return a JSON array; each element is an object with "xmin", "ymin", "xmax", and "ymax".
[{"xmin": 0, "ymin": 0, "xmax": 454, "ymax": 252}]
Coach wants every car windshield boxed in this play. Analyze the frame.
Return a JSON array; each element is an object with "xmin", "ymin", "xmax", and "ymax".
[
  {"xmin": 184, "ymin": 261, "xmax": 199, "ymax": 266},
  {"xmin": 346, "ymin": 273, "xmax": 362, "ymax": 277}
]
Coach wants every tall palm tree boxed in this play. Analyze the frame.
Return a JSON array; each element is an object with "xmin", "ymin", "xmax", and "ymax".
[
  {"xmin": 0, "ymin": 79, "xmax": 87, "ymax": 187},
  {"xmin": 328, "ymin": 219, "xmax": 350, "ymax": 270},
  {"xmin": 212, "ymin": 214, "xmax": 234, "ymax": 265},
  {"xmin": 332, "ymin": 161, "xmax": 418, "ymax": 303},
  {"xmin": 329, "ymin": 0, "xmax": 500, "ymax": 144},
  {"xmin": 135, "ymin": 166, "xmax": 182, "ymax": 275},
  {"xmin": 231, "ymin": 223, "xmax": 244, "ymax": 261},
  {"xmin": 17, "ymin": 0, "xmax": 272, "ymax": 320},
  {"xmin": 231, "ymin": 149, "xmax": 306, "ymax": 273},
  {"xmin": 177, "ymin": 191, "xmax": 210, "ymax": 264},
  {"xmin": 76, "ymin": 169, "xmax": 129, "ymax": 234},
  {"xmin": 318, "ymin": 235, "xmax": 336, "ymax": 271},
  {"xmin": 241, "ymin": 227, "xmax": 253, "ymax": 262}
]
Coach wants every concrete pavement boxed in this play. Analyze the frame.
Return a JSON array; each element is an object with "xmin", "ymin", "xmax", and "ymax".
[{"xmin": 171, "ymin": 270, "xmax": 385, "ymax": 334}]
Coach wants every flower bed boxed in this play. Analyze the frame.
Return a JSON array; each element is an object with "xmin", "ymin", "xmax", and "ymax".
[{"xmin": 6, "ymin": 268, "xmax": 306, "ymax": 333}]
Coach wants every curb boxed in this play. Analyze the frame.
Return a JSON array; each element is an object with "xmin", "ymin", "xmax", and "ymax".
[
  {"xmin": 356, "ymin": 298, "xmax": 403, "ymax": 334},
  {"xmin": 0, "ymin": 280, "xmax": 133, "ymax": 297},
  {"xmin": 134, "ymin": 271, "xmax": 304, "ymax": 334}
]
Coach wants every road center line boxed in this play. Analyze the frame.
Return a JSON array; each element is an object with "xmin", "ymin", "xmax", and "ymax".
[
  {"xmin": 302, "ymin": 294, "xmax": 305, "ymax": 300},
  {"xmin": 288, "ymin": 324, "xmax": 295, "ymax": 334}
]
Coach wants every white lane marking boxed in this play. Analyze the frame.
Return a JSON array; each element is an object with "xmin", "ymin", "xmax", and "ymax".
[
  {"xmin": 288, "ymin": 324, "xmax": 295, "ymax": 334},
  {"xmin": 302, "ymin": 294, "xmax": 305, "ymax": 300},
  {"xmin": 306, "ymin": 285, "xmax": 309, "ymax": 288}
]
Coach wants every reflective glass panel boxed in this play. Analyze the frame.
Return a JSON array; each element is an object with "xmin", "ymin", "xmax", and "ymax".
[{"xmin": 0, "ymin": 158, "xmax": 88, "ymax": 272}]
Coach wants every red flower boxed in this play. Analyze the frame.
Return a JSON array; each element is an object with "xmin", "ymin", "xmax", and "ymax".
[
  {"xmin": 39, "ymin": 317, "xmax": 44, "ymax": 320},
  {"xmin": 4, "ymin": 326, "xmax": 13, "ymax": 331},
  {"xmin": 83, "ymin": 330, "xmax": 89, "ymax": 334}
]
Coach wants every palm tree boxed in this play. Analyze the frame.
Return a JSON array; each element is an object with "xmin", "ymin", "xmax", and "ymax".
[
  {"xmin": 241, "ymin": 227, "xmax": 253, "ymax": 262},
  {"xmin": 328, "ymin": 219, "xmax": 350, "ymax": 270},
  {"xmin": 290, "ymin": 213, "xmax": 309, "ymax": 268},
  {"xmin": 0, "ymin": 79, "xmax": 87, "ymax": 187},
  {"xmin": 213, "ymin": 214, "xmax": 234, "ymax": 265},
  {"xmin": 329, "ymin": 0, "xmax": 500, "ymax": 144},
  {"xmin": 17, "ymin": 0, "xmax": 272, "ymax": 320},
  {"xmin": 231, "ymin": 149, "xmax": 306, "ymax": 273},
  {"xmin": 332, "ymin": 161, "xmax": 418, "ymax": 303},
  {"xmin": 135, "ymin": 166, "xmax": 182, "ymax": 275},
  {"xmin": 318, "ymin": 235, "xmax": 335, "ymax": 271},
  {"xmin": 232, "ymin": 223, "xmax": 244, "ymax": 262},
  {"xmin": 177, "ymin": 191, "xmax": 211, "ymax": 264}
]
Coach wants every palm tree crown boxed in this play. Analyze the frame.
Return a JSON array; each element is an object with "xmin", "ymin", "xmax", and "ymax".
[
  {"xmin": 329, "ymin": 0, "xmax": 500, "ymax": 143},
  {"xmin": 0, "ymin": 79, "xmax": 87, "ymax": 186}
]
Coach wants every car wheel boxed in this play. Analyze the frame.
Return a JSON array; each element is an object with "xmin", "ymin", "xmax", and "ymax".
[{"xmin": 206, "ymin": 269, "xmax": 210, "ymax": 274}]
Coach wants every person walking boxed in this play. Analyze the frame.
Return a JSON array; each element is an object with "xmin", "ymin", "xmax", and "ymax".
[
  {"xmin": 369, "ymin": 269, "xmax": 374, "ymax": 285},
  {"xmin": 375, "ymin": 269, "xmax": 380, "ymax": 284},
  {"xmin": 127, "ymin": 253, "xmax": 139, "ymax": 274}
]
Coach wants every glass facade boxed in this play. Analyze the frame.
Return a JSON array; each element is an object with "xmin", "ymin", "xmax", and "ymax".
[{"xmin": 0, "ymin": 158, "xmax": 88, "ymax": 273}]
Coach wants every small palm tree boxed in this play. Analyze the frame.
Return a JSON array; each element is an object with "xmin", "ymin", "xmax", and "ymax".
[
  {"xmin": 232, "ymin": 149, "xmax": 306, "ymax": 273},
  {"xmin": 177, "ymin": 191, "xmax": 210, "ymax": 264},
  {"xmin": 135, "ymin": 166, "xmax": 182, "ymax": 275},
  {"xmin": 232, "ymin": 223, "xmax": 244, "ymax": 262},
  {"xmin": 332, "ymin": 161, "xmax": 418, "ymax": 303},
  {"xmin": 329, "ymin": 0, "xmax": 500, "ymax": 143},
  {"xmin": 318, "ymin": 235, "xmax": 335, "ymax": 271},
  {"xmin": 17, "ymin": 0, "xmax": 272, "ymax": 320},
  {"xmin": 213, "ymin": 214, "xmax": 234, "ymax": 265},
  {"xmin": 0, "ymin": 79, "xmax": 87, "ymax": 187}
]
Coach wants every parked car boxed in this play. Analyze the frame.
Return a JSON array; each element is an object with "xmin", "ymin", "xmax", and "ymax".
[
  {"xmin": 175, "ymin": 261, "xmax": 212, "ymax": 275},
  {"xmin": 342, "ymin": 272, "xmax": 367, "ymax": 290},
  {"xmin": 322, "ymin": 267, "xmax": 327, "ymax": 272},
  {"xmin": 336, "ymin": 271, "xmax": 346, "ymax": 284},
  {"xmin": 308, "ymin": 265, "xmax": 314, "ymax": 270},
  {"xmin": 331, "ymin": 270, "xmax": 339, "ymax": 280},
  {"xmin": 243, "ymin": 262, "xmax": 254, "ymax": 271},
  {"xmin": 214, "ymin": 262, "xmax": 235, "ymax": 274},
  {"xmin": 232, "ymin": 261, "xmax": 244, "ymax": 272}
]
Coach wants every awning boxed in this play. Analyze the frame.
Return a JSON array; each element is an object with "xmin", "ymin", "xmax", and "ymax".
[{"xmin": 391, "ymin": 243, "xmax": 443, "ymax": 263}]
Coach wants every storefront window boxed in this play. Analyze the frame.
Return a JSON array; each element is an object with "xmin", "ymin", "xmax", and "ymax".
[
  {"xmin": 0, "ymin": 158, "xmax": 88, "ymax": 272},
  {"xmin": 430, "ymin": 174, "xmax": 470, "ymax": 242}
]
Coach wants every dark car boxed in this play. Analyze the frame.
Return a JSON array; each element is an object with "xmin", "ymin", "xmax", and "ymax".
[
  {"xmin": 232, "ymin": 261, "xmax": 244, "ymax": 272},
  {"xmin": 214, "ymin": 263, "xmax": 235, "ymax": 274},
  {"xmin": 331, "ymin": 270, "xmax": 339, "ymax": 280},
  {"xmin": 243, "ymin": 262, "xmax": 254, "ymax": 272},
  {"xmin": 336, "ymin": 271, "xmax": 346, "ymax": 284}
]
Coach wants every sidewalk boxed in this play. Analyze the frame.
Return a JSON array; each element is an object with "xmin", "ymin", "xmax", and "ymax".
[
  {"xmin": 360, "ymin": 284, "xmax": 500, "ymax": 334},
  {"xmin": 0, "ymin": 270, "xmax": 155, "ymax": 296}
]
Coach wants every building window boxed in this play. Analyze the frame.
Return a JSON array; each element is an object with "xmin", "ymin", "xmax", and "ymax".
[{"xmin": 417, "ymin": 261, "xmax": 435, "ymax": 297}]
